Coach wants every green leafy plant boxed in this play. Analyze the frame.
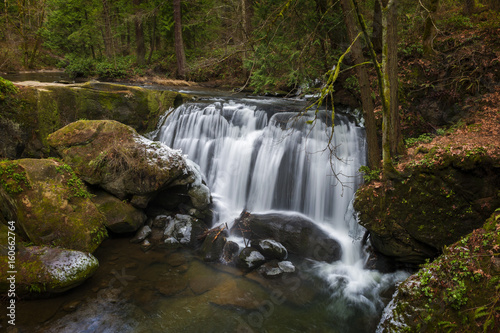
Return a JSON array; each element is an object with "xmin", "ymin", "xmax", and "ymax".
[{"xmin": 359, "ymin": 165, "xmax": 381, "ymax": 183}]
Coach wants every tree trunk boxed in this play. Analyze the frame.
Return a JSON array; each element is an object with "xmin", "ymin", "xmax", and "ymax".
[
  {"xmin": 371, "ymin": 0, "xmax": 383, "ymax": 53},
  {"xmin": 134, "ymin": 0, "xmax": 145, "ymax": 66},
  {"xmin": 381, "ymin": 0, "xmax": 402, "ymax": 174},
  {"xmin": 147, "ymin": 15, "xmax": 156, "ymax": 64},
  {"xmin": 340, "ymin": 0, "xmax": 380, "ymax": 169},
  {"xmin": 101, "ymin": 0, "xmax": 114, "ymax": 58},
  {"xmin": 173, "ymin": 0, "xmax": 186, "ymax": 79},
  {"xmin": 464, "ymin": 0, "xmax": 475, "ymax": 15},
  {"xmin": 422, "ymin": 0, "xmax": 440, "ymax": 57}
]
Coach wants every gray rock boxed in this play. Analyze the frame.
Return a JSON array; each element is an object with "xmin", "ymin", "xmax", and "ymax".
[
  {"xmin": 231, "ymin": 211, "xmax": 342, "ymax": 262},
  {"xmin": 130, "ymin": 225, "xmax": 152, "ymax": 244},
  {"xmin": 251, "ymin": 239, "xmax": 288, "ymax": 260},
  {"xmin": 237, "ymin": 247, "xmax": 266, "ymax": 270}
]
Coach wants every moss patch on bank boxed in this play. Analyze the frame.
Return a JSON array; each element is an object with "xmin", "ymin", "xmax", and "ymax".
[
  {"xmin": 378, "ymin": 208, "xmax": 500, "ymax": 332},
  {"xmin": 0, "ymin": 80, "xmax": 191, "ymax": 159},
  {"xmin": 355, "ymin": 147, "xmax": 500, "ymax": 264}
]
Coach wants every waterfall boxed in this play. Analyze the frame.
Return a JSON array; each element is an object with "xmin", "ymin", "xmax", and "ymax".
[{"xmin": 154, "ymin": 97, "xmax": 408, "ymax": 330}]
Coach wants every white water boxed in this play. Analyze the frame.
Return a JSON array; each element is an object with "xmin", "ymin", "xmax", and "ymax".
[{"xmin": 155, "ymin": 98, "xmax": 407, "ymax": 326}]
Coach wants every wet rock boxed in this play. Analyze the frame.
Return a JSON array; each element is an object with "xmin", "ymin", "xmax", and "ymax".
[
  {"xmin": 165, "ymin": 252, "xmax": 188, "ymax": 267},
  {"xmin": 140, "ymin": 239, "xmax": 152, "ymax": 252},
  {"xmin": 222, "ymin": 241, "xmax": 239, "ymax": 264},
  {"xmin": 91, "ymin": 190, "xmax": 146, "ymax": 233},
  {"xmin": 237, "ymin": 247, "xmax": 266, "ymax": 270},
  {"xmin": 200, "ymin": 226, "xmax": 228, "ymax": 262},
  {"xmin": 156, "ymin": 279, "xmax": 188, "ymax": 297},
  {"xmin": 0, "ymin": 246, "xmax": 99, "ymax": 295},
  {"xmin": 152, "ymin": 215, "xmax": 169, "ymax": 228},
  {"xmin": 163, "ymin": 214, "xmax": 207, "ymax": 247},
  {"xmin": 130, "ymin": 225, "xmax": 152, "ymax": 244},
  {"xmin": 62, "ymin": 300, "xmax": 83, "ymax": 313},
  {"xmin": 257, "ymin": 260, "xmax": 284, "ymax": 278},
  {"xmin": 278, "ymin": 260, "xmax": 296, "ymax": 273},
  {"xmin": 231, "ymin": 211, "xmax": 342, "ymax": 262},
  {"xmin": 206, "ymin": 279, "xmax": 268, "ymax": 310},
  {"xmin": 251, "ymin": 239, "xmax": 288, "ymax": 260}
]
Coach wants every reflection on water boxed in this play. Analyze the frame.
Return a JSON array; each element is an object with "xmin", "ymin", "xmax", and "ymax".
[{"xmin": 2, "ymin": 71, "xmax": 73, "ymax": 83}]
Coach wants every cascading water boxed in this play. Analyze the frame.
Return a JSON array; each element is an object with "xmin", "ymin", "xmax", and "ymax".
[{"xmin": 154, "ymin": 96, "xmax": 408, "ymax": 332}]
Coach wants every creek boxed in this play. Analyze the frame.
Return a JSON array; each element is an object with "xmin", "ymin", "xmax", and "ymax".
[{"xmin": 5, "ymin": 86, "xmax": 408, "ymax": 332}]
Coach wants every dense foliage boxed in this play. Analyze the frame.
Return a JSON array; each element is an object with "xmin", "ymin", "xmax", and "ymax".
[{"xmin": 0, "ymin": 1, "xmax": 498, "ymax": 93}]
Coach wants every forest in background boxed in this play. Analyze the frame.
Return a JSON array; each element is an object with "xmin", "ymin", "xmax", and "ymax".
[
  {"xmin": 1, "ymin": 0, "xmax": 499, "ymax": 153},
  {"xmin": 0, "ymin": 0, "xmax": 497, "ymax": 90}
]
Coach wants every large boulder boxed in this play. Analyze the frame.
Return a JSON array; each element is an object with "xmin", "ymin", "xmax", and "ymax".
[
  {"xmin": 0, "ymin": 245, "xmax": 99, "ymax": 295},
  {"xmin": 47, "ymin": 120, "xmax": 211, "ymax": 211},
  {"xmin": 0, "ymin": 159, "xmax": 107, "ymax": 252},
  {"xmin": 231, "ymin": 211, "xmax": 342, "ymax": 262},
  {"xmin": 377, "ymin": 209, "xmax": 500, "ymax": 332},
  {"xmin": 91, "ymin": 190, "xmax": 147, "ymax": 233},
  {"xmin": 355, "ymin": 149, "xmax": 500, "ymax": 264},
  {"xmin": 0, "ymin": 81, "xmax": 190, "ymax": 159}
]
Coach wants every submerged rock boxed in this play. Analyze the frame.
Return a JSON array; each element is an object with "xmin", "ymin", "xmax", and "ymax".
[
  {"xmin": 0, "ymin": 159, "xmax": 107, "ymax": 252},
  {"xmin": 231, "ymin": 211, "xmax": 342, "ymax": 262}
]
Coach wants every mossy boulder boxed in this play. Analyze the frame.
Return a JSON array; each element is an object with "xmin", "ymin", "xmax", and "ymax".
[
  {"xmin": 0, "ymin": 245, "xmax": 99, "ymax": 296},
  {"xmin": 0, "ymin": 81, "xmax": 190, "ymax": 159},
  {"xmin": 91, "ymin": 190, "xmax": 147, "ymax": 233},
  {"xmin": 48, "ymin": 119, "xmax": 211, "ymax": 212},
  {"xmin": 377, "ymin": 208, "xmax": 500, "ymax": 332},
  {"xmin": 0, "ymin": 159, "xmax": 107, "ymax": 252},
  {"xmin": 355, "ymin": 149, "xmax": 500, "ymax": 264}
]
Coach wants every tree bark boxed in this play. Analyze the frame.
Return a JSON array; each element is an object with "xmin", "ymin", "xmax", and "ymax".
[
  {"xmin": 422, "ymin": 0, "xmax": 440, "ymax": 57},
  {"xmin": 101, "ymin": 0, "xmax": 114, "ymax": 58},
  {"xmin": 371, "ymin": 0, "xmax": 383, "ymax": 53},
  {"xmin": 134, "ymin": 0, "xmax": 145, "ymax": 66},
  {"xmin": 381, "ymin": 0, "xmax": 402, "ymax": 172},
  {"xmin": 340, "ymin": 0, "xmax": 380, "ymax": 169},
  {"xmin": 173, "ymin": 0, "xmax": 186, "ymax": 79},
  {"xmin": 464, "ymin": 0, "xmax": 475, "ymax": 15}
]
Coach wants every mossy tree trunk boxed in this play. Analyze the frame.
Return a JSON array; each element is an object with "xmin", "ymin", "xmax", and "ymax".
[
  {"xmin": 422, "ymin": 0, "xmax": 440, "ymax": 57},
  {"xmin": 352, "ymin": 0, "xmax": 402, "ymax": 178},
  {"xmin": 340, "ymin": 0, "xmax": 380, "ymax": 169}
]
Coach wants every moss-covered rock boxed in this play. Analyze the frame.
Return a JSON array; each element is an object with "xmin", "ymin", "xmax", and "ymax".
[
  {"xmin": 355, "ymin": 149, "xmax": 500, "ymax": 264},
  {"xmin": 47, "ymin": 120, "xmax": 192, "ymax": 205},
  {"xmin": 0, "ymin": 159, "xmax": 107, "ymax": 252},
  {"xmin": 0, "ymin": 245, "xmax": 99, "ymax": 296},
  {"xmin": 377, "ymin": 208, "xmax": 500, "ymax": 332},
  {"xmin": 0, "ymin": 81, "xmax": 190, "ymax": 159},
  {"xmin": 91, "ymin": 190, "xmax": 147, "ymax": 233}
]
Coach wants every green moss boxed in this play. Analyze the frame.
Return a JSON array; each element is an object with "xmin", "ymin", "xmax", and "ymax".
[
  {"xmin": 383, "ymin": 209, "xmax": 500, "ymax": 332},
  {"xmin": 0, "ymin": 161, "xmax": 32, "ymax": 194}
]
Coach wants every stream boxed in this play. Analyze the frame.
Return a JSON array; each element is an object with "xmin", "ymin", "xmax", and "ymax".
[{"xmin": 2, "ymin": 85, "xmax": 408, "ymax": 332}]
